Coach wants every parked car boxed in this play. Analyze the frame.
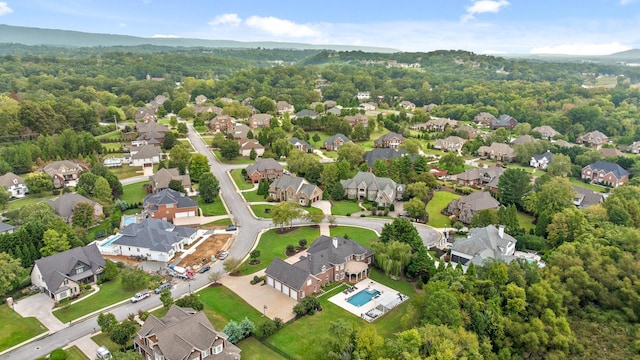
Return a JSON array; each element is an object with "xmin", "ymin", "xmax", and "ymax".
[
  {"xmin": 130, "ymin": 290, "xmax": 151, "ymax": 303},
  {"xmin": 96, "ymin": 345, "xmax": 112, "ymax": 359},
  {"xmin": 225, "ymin": 224, "xmax": 237, "ymax": 232},
  {"xmin": 198, "ymin": 264, "xmax": 211, "ymax": 273},
  {"xmin": 218, "ymin": 251, "xmax": 229, "ymax": 260},
  {"xmin": 154, "ymin": 282, "xmax": 172, "ymax": 294}
]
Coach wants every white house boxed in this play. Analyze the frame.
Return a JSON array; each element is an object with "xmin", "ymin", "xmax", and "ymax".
[
  {"xmin": 530, "ymin": 151, "xmax": 554, "ymax": 169},
  {"xmin": 0, "ymin": 172, "xmax": 28, "ymax": 198},
  {"xmin": 450, "ymin": 225, "xmax": 517, "ymax": 266},
  {"xmin": 130, "ymin": 144, "xmax": 161, "ymax": 168}
]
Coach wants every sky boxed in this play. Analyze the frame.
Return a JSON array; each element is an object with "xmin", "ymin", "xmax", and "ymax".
[{"xmin": 1, "ymin": 0, "xmax": 640, "ymax": 55}]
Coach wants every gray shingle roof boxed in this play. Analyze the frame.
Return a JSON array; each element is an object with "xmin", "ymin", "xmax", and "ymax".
[
  {"xmin": 48, "ymin": 193, "xmax": 100, "ymax": 219},
  {"xmin": 43, "ymin": 160, "xmax": 83, "ymax": 176},
  {"xmin": 453, "ymin": 191, "xmax": 500, "ymax": 212},
  {"xmin": 289, "ymin": 137, "xmax": 313, "ymax": 149},
  {"xmin": 0, "ymin": 221, "xmax": 15, "ymax": 233},
  {"xmin": 341, "ymin": 171, "xmax": 403, "ymax": 196},
  {"xmin": 143, "ymin": 188, "xmax": 197, "ymax": 208},
  {"xmin": 0, "ymin": 172, "xmax": 25, "ymax": 187},
  {"xmin": 452, "ymin": 225, "xmax": 517, "ymax": 265},
  {"xmin": 531, "ymin": 151, "xmax": 553, "ymax": 162},
  {"xmin": 586, "ymin": 161, "xmax": 629, "ymax": 178},
  {"xmin": 150, "ymin": 168, "xmax": 191, "ymax": 190},
  {"xmin": 374, "ymin": 132, "xmax": 405, "ymax": 145},
  {"xmin": 246, "ymin": 158, "xmax": 283, "ymax": 175},
  {"xmin": 33, "ymin": 244, "xmax": 105, "ymax": 292},
  {"xmin": 323, "ymin": 134, "xmax": 351, "ymax": 147},
  {"xmin": 296, "ymin": 235, "xmax": 372, "ymax": 275},
  {"xmin": 132, "ymin": 144, "xmax": 161, "ymax": 160},
  {"xmin": 492, "ymin": 114, "xmax": 517, "ymax": 127},
  {"xmin": 363, "ymin": 148, "xmax": 408, "ymax": 168},
  {"xmin": 265, "ymin": 257, "xmax": 311, "ymax": 289},
  {"xmin": 295, "ymin": 109, "xmax": 318, "ymax": 118},
  {"xmin": 115, "ymin": 218, "xmax": 196, "ymax": 252},
  {"xmin": 271, "ymin": 175, "xmax": 320, "ymax": 198}
]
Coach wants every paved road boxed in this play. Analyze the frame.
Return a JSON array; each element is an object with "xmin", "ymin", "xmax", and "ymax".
[{"xmin": 1, "ymin": 124, "xmax": 439, "ymax": 359}]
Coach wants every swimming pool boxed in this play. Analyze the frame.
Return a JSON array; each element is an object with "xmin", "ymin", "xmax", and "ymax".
[
  {"xmin": 100, "ymin": 234, "xmax": 122, "ymax": 247},
  {"xmin": 347, "ymin": 288, "xmax": 380, "ymax": 307},
  {"xmin": 122, "ymin": 216, "xmax": 137, "ymax": 226}
]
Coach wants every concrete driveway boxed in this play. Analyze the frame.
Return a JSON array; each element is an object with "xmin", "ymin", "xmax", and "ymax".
[{"xmin": 13, "ymin": 293, "xmax": 66, "ymax": 332}]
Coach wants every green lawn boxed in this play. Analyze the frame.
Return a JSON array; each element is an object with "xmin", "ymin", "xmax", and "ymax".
[
  {"xmin": 242, "ymin": 189, "xmax": 266, "ymax": 203},
  {"xmin": 178, "ymin": 139, "xmax": 194, "ymax": 151},
  {"xmin": 120, "ymin": 182, "xmax": 149, "ymax": 205},
  {"xmin": 88, "ymin": 221, "xmax": 114, "ymax": 240},
  {"xmin": 517, "ymin": 211, "xmax": 536, "ymax": 232},
  {"xmin": 570, "ymin": 178, "xmax": 608, "ymax": 192},
  {"xmin": 203, "ymin": 218, "xmax": 233, "ymax": 226},
  {"xmin": 330, "ymin": 201, "xmax": 361, "ymax": 216},
  {"xmin": 0, "ymin": 304, "xmax": 46, "ymax": 352},
  {"xmin": 198, "ymin": 196, "xmax": 227, "ymax": 216},
  {"xmin": 64, "ymin": 345, "xmax": 90, "ymax": 360},
  {"xmin": 306, "ymin": 207, "xmax": 324, "ymax": 216},
  {"xmin": 426, "ymin": 191, "xmax": 461, "ymax": 228},
  {"xmin": 213, "ymin": 151, "xmax": 255, "ymax": 165},
  {"xmin": 329, "ymin": 226, "xmax": 378, "ymax": 248},
  {"xmin": 5, "ymin": 192, "xmax": 54, "ymax": 211},
  {"xmin": 358, "ymin": 128, "xmax": 389, "ymax": 150},
  {"xmin": 95, "ymin": 130, "xmax": 121, "ymax": 140},
  {"xmin": 102, "ymin": 143, "xmax": 126, "ymax": 152},
  {"xmin": 237, "ymin": 337, "xmax": 287, "ymax": 360},
  {"xmin": 109, "ymin": 164, "xmax": 144, "ymax": 180},
  {"xmin": 230, "ymin": 168, "xmax": 254, "ymax": 190},
  {"xmin": 239, "ymin": 226, "xmax": 320, "ymax": 275},
  {"xmin": 91, "ymin": 326, "xmax": 138, "ymax": 353},
  {"xmin": 198, "ymin": 286, "xmax": 264, "ymax": 329},
  {"xmin": 323, "ymin": 150, "xmax": 338, "ymax": 159},
  {"xmin": 53, "ymin": 276, "xmax": 138, "ymax": 323},
  {"xmin": 250, "ymin": 204, "xmax": 274, "ymax": 219}
]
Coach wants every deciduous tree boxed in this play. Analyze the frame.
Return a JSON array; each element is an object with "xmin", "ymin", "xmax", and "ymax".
[
  {"xmin": 271, "ymin": 201, "xmax": 304, "ymax": 229},
  {"xmin": 0, "ymin": 252, "xmax": 23, "ymax": 295},
  {"xmin": 198, "ymin": 172, "xmax": 220, "ymax": 203},
  {"xmin": 188, "ymin": 153, "xmax": 210, "ymax": 182},
  {"xmin": 72, "ymin": 202, "xmax": 95, "ymax": 229},
  {"xmin": 40, "ymin": 229, "xmax": 70, "ymax": 257}
]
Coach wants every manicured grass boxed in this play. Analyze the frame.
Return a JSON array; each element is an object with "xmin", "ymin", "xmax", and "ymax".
[
  {"xmin": 95, "ymin": 130, "xmax": 121, "ymax": 140},
  {"xmin": 109, "ymin": 164, "xmax": 144, "ymax": 180},
  {"xmin": 5, "ymin": 192, "xmax": 54, "ymax": 211},
  {"xmin": 102, "ymin": 143, "xmax": 126, "ymax": 152},
  {"xmin": 53, "ymin": 277, "xmax": 138, "ymax": 323},
  {"xmin": 426, "ymin": 190, "xmax": 461, "ymax": 228},
  {"xmin": 230, "ymin": 168, "xmax": 254, "ymax": 190},
  {"xmin": 330, "ymin": 200, "xmax": 361, "ymax": 216},
  {"xmin": 198, "ymin": 286, "xmax": 264, "ymax": 329},
  {"xmin": 64, "ymin": 345, "xmax": 90, "ymax": 360},
  {"xmin": 91, "ymin": 326, "xmax": 138, "ymax": 353},
  {"xmin": 239, "ymin": 226, "xmax": 320, "ymax": 275},
  {"xmin": 213, "ymin": 151, "xmax": 256, "ymax": 165},
  {"xmin": 237, "ymin": 337, "xmax": 287, "ymax": 360},
  {"xmin": 358, "ymin": 128, "xmax": 389, "ymax": 150},
  {"xmin": 0, "ymin": 304, "xmax": 46, "ymax": 352},
  {"xmin": 570, "ymin": 178, "xmax": 608, "ymax": 192},
  {"xmin": 306, "ymin": 207, "xmax": 324, "ymax": 216},
  {"xmin": 242, "ymin": 190, "xmax": 266, "ymax": 203},
  {"xmin": 120, "ymin": 182, "xmax": 149, "ymax": 205},
  {"xmin": 323, "ymin": 150, "xmax": 338, "ymax": 158},
  {"xmin": 250, "ymin": 204, "xmax": 274, "ymax": 219},
  {"xmin": 198, "ymin": 196, "xmax": 227, "ymax": 216},
  {"xmin": 517, "ymin": 211, "xmax": 536, "ymax": 232},
  {"xmin": 307, "ymin": 132, "xmax": 331, "ymax": 148},
  {"xmin": 178, "ymin": 139, "xmax": 194, "ymax": 151},
  {"xmin": 204, "ymin": 218, "xmax": 233, "ymax": 226},
  {"xmin": 329, "ymin": 226, "xmax": 378, "ymax": 248},
  {"xmin": 88, "ymin": 221, "xmax": 114, "ymax": 240}
]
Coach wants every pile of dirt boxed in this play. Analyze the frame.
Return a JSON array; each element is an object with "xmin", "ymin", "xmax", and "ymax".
[{"xmin": 178, "ymin": 234, "xmax": 232, "ymax": 268}]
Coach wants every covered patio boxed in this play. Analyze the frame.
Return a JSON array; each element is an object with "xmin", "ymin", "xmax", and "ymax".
[{"xmin": 345, "ymin": 260, "xmax": 369, "ymax": 283}]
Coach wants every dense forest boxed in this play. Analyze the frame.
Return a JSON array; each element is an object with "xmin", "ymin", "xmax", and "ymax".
[{"xmin": 2, "ymin": 45, "xmax": 640, "ymax": 358}]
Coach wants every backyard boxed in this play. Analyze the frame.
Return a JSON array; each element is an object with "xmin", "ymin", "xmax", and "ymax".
[
  {"xmin": 329, "ymin": 226, "xmax": 378, "ymax": 248},
  {"xmin": 230, "ymin": 168, "xmax": 254, "ymax": 190},
  {"xmin": 426, "ymin": 190, "xmax": 461, "ymax": 228},
  {"xmin": 0, "ymin": 304, "xmax": 46, "ymax": 352},
  {"xmin": 4, "ymin": 192, "xmax": 54, "ymax": 212},
  {"xmin": 120, "ymin": 181, "xmax": 149, "ymax": 205}
]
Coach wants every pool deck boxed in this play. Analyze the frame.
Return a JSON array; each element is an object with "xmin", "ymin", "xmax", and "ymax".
[{"xmin": 328, "ymin": 279, "xmax": 405, "ymax": 320}]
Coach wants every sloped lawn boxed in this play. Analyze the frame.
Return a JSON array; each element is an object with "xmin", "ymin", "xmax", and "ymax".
[
  {"xmin": 230, "ymin": 168, "xmax": 254, "ymax": 190},
  {"xmin": 426, "ymin": 190, "xmax": 461, "ymax": 228}
]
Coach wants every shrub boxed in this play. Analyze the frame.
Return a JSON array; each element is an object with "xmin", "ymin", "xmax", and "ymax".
[
  {"xmin": 84, "ymin": 284, "xmax": 92, "ymax": 290},
  {"xmin": 293, "ymin": 296, "xmax": 321, "ymax": 317},
  {"xmin": 286, "ymin": 244, "xmax": 295, "ymax": 253},
  {"xmin": 49, "ymin": 348, "xmax": 67, "ymax": 360}
]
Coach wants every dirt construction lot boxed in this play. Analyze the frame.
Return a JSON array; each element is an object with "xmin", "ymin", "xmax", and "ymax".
[{"xmin": 178, "ymin": 233, "xmax": 233, "ymax": 268}]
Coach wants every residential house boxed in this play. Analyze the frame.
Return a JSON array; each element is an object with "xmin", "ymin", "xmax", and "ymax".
[
  {"xmin": 131, "ymin": 144, "xmax": 162, "ymax": 168},
  {"xmin": 265, "ymin": 235, "xmax": 373, "ymax": 301},
  {"xmin": 581, "ymin": 161, "xmax": 629, "ymax": 188},
  {"xmin": 134, "ymin": 107, "xmax": 156, "ymax": 122},
  {"xmin": 242, "ymin": 97, "xmax": 254, "ymax": 106},
  {"xmin": 323, "ymin": 100, "xmax": 337, "ymax": 108},
  {"xmin": 133, "ymin": 131, "xmax": 165, "ymax": 147},
  {"xmin": 248, "ymin": 113, "xmax": 272, "ymax": 129},
  {"xmin": 531, "ymin": 125, "xmax": 560, "ymax": 140},
  {"xmin": 0, "ymin": 221, "xmax": 15, "ymax": 234},
  {"xmin": 446, "ymin": 191, "xmax": 500, "ymax": 224},
  {"xmin": 530, "ymin": 151, "xmax": 554, "ymax": 169},
  {"xmin": 239, "ymin": 139, "xmax": 265, "ymax": 157},
  {"xmin": 363, "ymin": 148, "xmax": 408, "ymax": 169},
  {"xmin": 456, "ymin": 166, "xmax": 505, "ymax": 188},
  {"xmin": 340, "ymin": 171, "xmax": 405, "ymax": 207},
  {"xmin": 358, "ymin": 102, "xmax": 377, "ymax": 111},
  {"xmin": 374, "ymin": 132, "xmax": 405, "ymax": 149},
  {"xmin": 345, "ymin": 114, "xmax": 369, "ymax": 128},
  {"xmin": 194, "ymin": 105, "xmax": 223, "ymax": 116},
  {"xmin": 294, "ymin": 109, "xmax": 319, "ymax": 119},
  {"xmin": 490, "ymin": 114, "xmax": 518, "ymax": 130},
  {"xmin": 357, "ymin": 91, "xmax": 371, "ymax": 101},
  {"xmin": 229, "ymin": 124, "xmax": 252, "ymax": 140},
  {"xmin": 44, "ymin": 160, "xmax": 84, "ymax": 188},
  {"xmin": 268, "ymin": 175, "xmax": 323, "ymax": 206},
  {"xmin": 135, "ymin": 305, "xmax": 241, "ymax": 360},
  {"xmin": 276, "ymin": 101, "xmax": 294, "ymax": 115},
  {"xmin": 323, "ymin": 134, "xmax": 352, "ymax": 151},
  {"xmin": 104, "ymin": 218, "xmax": 197, "ymax": 262},
  {"xmin": 31, "ymin": 244, "xmax": 105, "ymax": 301},
  {"xmin": 450, "ymin": 225, "xmax": 517, "ymax": 266},
  {"xmin": 399, "ymin": 100, "xmax": 416, "ymax": 111},
  {"xmin": 326, "ymin": 107, "xmax": 342, "ymax": 116},
  {"xmin": 289, "ymin": 137, "xmax": 313, "ymax": 152},
  {"xmin": 419, "ymin": 117, "xmax": 459, "ymax": 132},
  {"xmin": 576, "ymin": 130, "xmax": 609, "ymax": 149},
  {"xmin": 512, "ymin": 135, "xmax": 537, "ymax": 145},
  {"xmin": 219, "ymin": 97, "xmax": 234, "ymax": 104},
  {"xmin": 424, "ymin": 103, "xmax": 438, "ymax": 112},
  {"xmin": 245, "ymin": 158, "xmax": 284, "ymax": 184},
  {"xmin": 474, "ymin": 112, "xmax": 496, "ymax": 126},
  {"xmin": 456, "ymin": 124, "xmax": 483, "ymax": 140},
  {"xmin": 149, "ymin": 168, "xmax": 191, "ymax": 193},
  {"xmin": 553, "ymin": 139, "xmax": 575, "ymax": 148},
  {"xmin": 627, "ymin": 141, "xmax": 640, "ymax": 154},
  {"xmin": 434, "ymin": 136, "xmax": 466, "ymax": 152},
  {"xmin": 0, "ymin": 172, "xmax": 27, "ymax": 198},
  {"xmin": 194, "ymin": 94, "xmax": 208, "ymax": 105},
  {"xmin": 477, "ymin": 143, "xmax": 515, "ymax": 162},
  {"xmin": 599, "ymin": 147, "xmax": 625, "ymax": 158},
  {"xmin": 135, "ymin": 121, "xmax": 169, "ymax": 135},
  {"xmin": 143, "ymin": 188, "xmax": 199, "ymax": 223},
  {"xmin": 48, "ymin": 193, "xmax": 104, "ymax": 224},
  {"xmin": 209, "ymin": 115, "xmax": 236, "ymax": 133},
  {"xmin": 573, "ymin": 186, "xmax": 606, "ymax": 209}
]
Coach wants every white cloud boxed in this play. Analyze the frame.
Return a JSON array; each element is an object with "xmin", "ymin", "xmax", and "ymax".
[
  {"xmin": 208, "ymin": 13, "xmax": 241, "ymax": 27},
  {"xmin": 152, "ymin": 34, "xmax": 181, "ymax": 38},
  {"xmin": 244, "ymin": 16, "xmax": 321, "ymax": 38},
  {"xmin": 530, "ymin": 42, "xmax": 632, "ymax": 55},
  {"xmin": 119, "ymin": 23, "xmax": 127, "ymax": 28},
  {"xmin": 462, "ymin": 0, "xmax": 509, "ymax": 21},
  {"xmin": 0, "ymin": 2, "xmax": 13, "ymax": 16}
]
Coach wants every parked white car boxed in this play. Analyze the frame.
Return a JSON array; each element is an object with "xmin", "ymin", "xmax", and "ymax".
[{"xmin": 130, "ymin": 290, "xmax": 151, "ymax": 303}]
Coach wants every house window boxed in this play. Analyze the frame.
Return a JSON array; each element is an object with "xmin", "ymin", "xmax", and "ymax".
[
  {"xmin": 75, "ymin": 266, "xmax": 84, "ymax": 275},
  {"xmin": 335, "ymin": 274, "xmax": 339, "ymax": 281},
  {"xmin": 213, "ymin": 344, "xmax": 223, "ymax": 354},
  {"xmin": 154, "ymin": 353, "xmax": 164, "ymax": 360},
  {"xmin": 59, "ymin": 292, "xmax": 68, "ymax": 299},
  {"xmin": 307, "ymin": 279, "xmax": 312, "ymax": 286},
  {"xmin": 202, "ymin": 349, "xmax": 209, "ymax": 357}
]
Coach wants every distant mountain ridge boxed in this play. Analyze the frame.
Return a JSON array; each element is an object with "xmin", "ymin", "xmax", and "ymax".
[{"xmin": 0, "ymin": 24, "xmax": 399, "ymax": 53}]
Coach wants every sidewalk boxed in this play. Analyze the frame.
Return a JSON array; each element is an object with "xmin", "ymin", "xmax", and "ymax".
[{"xmin": 65, "ymin": 332, "xmax": 101, "ymax": 359}]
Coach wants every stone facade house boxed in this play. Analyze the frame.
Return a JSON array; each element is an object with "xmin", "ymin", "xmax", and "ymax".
[
  {"xmin": 268, "ymin": 175, "xmax": 323, "ymax": 206},
  {"xmin": 340, "ymin": 171, "xmax": 405, "ymax": 207},
  {"xmin": 374, "ymin": 132, "xmax": 405, "ymax": 149},
  {"xmin": 131, "ymin": 144, "xmax": 162, "ymax": 168},
  {"xmin": 276, "ymin": 101, "xmax": 294, "ymax": 115},
  {"xmin": 44, "ymin": 160, "xmax": 84, "ymax": 188},
  {"xmin": 576, "ymin": 130, "xmax": 609, "ymax": 149},
  {"xmin": 149, "ymin": 168, "xmax": 191, "ymax": 193},
  {"xmin": 31, "ymin": 244, "xmax": 105, "ymax": 302},
  {"xmin": 446, "ymin": 191, "xmax": 500, "ymax": 224},
  {"xmin": 143, "ymin": 188, "xmax": 199, "ymax": 223},
  {"xmin": 0, "ymin": 172, "xmax": 27, "ymax": 198},
  {"xmin": 245, "ymin": 158, "xmax": 283, "ymax": 184},
  {"xmin": 477, "ymin": 143, "xmax": 515, "ymax": 162},
  {"xmin": 456, "ymin": 166, "xmax": 505, "ymax": 188},
  {"xmin": 135, "ymin": 305, "xmax": 241, "ymax": 360},
  {"xmin": 451, "ymin": 225, "xmax": 517, "ymax": 266},
  {"xmin": 581, "ymin": 161, "xmax": 629, "ymax": 188},
  {"xmin": 248, "ymin": 114, "xmax": 273, "ymax": 129},
  {"xmin": 323, "ymin": 134, "xmax": 352, "ymax": 151},
  {"xmin": 265, "ymin": 236, "xmax": 373, "ymax": 301},
  {"xmin": 434, "ymin": 136, "xmax": 466, "ymax": 152}
]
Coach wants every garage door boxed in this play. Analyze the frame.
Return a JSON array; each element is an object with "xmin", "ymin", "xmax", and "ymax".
[
  {"xmin": 274, "ymin": 281, "xmax": 282, "ymax": 291},
  {"xmin": 281, "ymin": 284, "xmax": 289, "ymax": 296},
  {"xmin": 290, "ymin": 290, "xmax": 297, "ymax": 300},
  {"xmin": 267, "ymin": 277, "xmax": 274, "ymax": 287},
  {"xmin": 175, "ymin": 211, "xmax": 197, "ymax": 218}
]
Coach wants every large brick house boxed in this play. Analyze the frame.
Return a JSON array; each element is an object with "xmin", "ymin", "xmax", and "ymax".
[
  {"xmin": 490, "ymin": 115, "xmax": 518, "ymax": 130},
  {"xmin": 581, "ymin": 161, "xmax": 629, "ymax": 188},
  {"xmin": 323, "ymin": 134, "xmax": 352, "ymax": 151},
  {"xmin": 44, "ymin": 160, "xmax": 84, "ymax": 188},
  {"xmin": 576, "ymin": 130, "xmax": 609, "ymax": 149},
  {"xmin": 245, "ymin": 158, "xmax": 284, "ymax": 184},
  {"xmin": 446, "ymin": 191, "xmax": 501, "ymax": 224},
  {"xmin": 265, "ymin": 236, "xmax": 373, "ymax": 301},
  {"xmin": 340, "ymin": 171, "xmax": 404, "ymax": 207},
  {"xmin": 434, "ymin": 136, "xmax": 466, "ymax": 152},
  {"xmin": 268, "ymin": 175, "xmax": 323, "ymax": 206},
  {"xmin": 456, "ymin": 166, "xmax": 505, "ymax": 189},
  {"xmin": 477, "ymin": 143, "xmax": 515, "ymax": 162},
  {"xmin": 143, "ymin": 188, "xmax": 198, "ymax": 223},
  {"xmin": 374, "ymin": 132, "xmax": 405, "ymax": 149},
  {"xmin": 135, "ymin": 305, "xmax": 241, "ymax": 360}
]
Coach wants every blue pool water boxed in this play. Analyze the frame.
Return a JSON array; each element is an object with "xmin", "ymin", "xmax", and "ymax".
[
  {"xmin": 347, "ymin": 288, "xmax": 380, "ymax": 307},
  {"xmin": 100, "ymin": 234, "xmax": 122, "ymax": 247},
  {"xmin": 122, "ymin": 217, "xmax": 137, "ymax": 226}
]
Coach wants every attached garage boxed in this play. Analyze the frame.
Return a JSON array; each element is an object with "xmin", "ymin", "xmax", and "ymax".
[
  {"xmin": 274, "ymin": 280, "xmax": 282, "ymax": 291},
  {"xmin": 267, "ymin": 277, "xmax": 274, "ymax": 286},
  {"xmin": 281, "ymin": 284, "xmax": 290, "ymax": 296},
  {"xmin": 175, "ymin": 211, "xmax": 196, "ymax": 218},
  {"xmin": 290, "ymin": 290, "xmax": 298, "ymax": 300}
]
